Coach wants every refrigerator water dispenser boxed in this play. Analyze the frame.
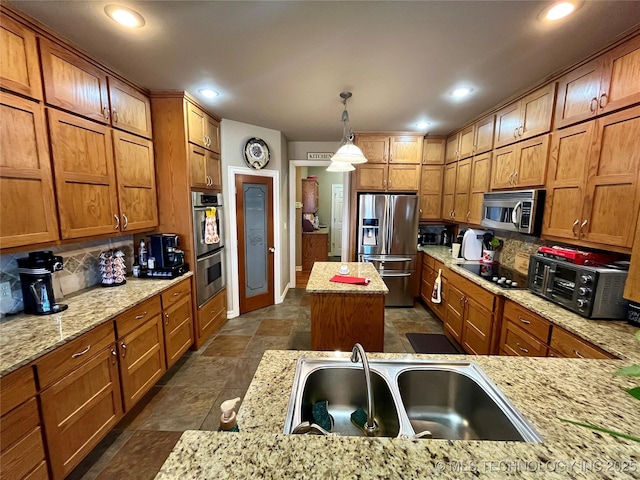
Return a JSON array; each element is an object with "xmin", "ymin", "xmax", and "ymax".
[{"xmin": 361, "ymin": 219, "xmax": 379, "ymax": 246}]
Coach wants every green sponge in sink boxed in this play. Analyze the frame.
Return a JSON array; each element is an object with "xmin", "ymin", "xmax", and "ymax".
[
  {"xmin": 350, "ymin": 407, "xmax": 368, "ymax": 433},
  {"xmin": 312, "ymin": 401, "xmax": 334, "ymax": 431}
]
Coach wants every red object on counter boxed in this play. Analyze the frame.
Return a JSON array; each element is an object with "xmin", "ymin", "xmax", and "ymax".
[
  {"xmin": 330, "ymin": 275, "xmax": 370, "ymax": 285},
  {"xmin": 537, "ymin": 246, "xmax": 619, "ymax": 266}
]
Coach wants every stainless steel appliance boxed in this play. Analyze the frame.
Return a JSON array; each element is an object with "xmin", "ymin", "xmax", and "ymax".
[
  {"xmin": 527, "ymin": 254, "xmax": 628, "ymax": 319},
  {"xmin": 357, "ymin": 193, "xmax": 419, "ymax": 307},
  {"xmin": 481, "ymin": 189, "xmax": 545, "ymax": 235},
  {"xmin": 18, "ymin": 251, "xmax": 68, "ymax": 315},
  {"xmin": 192, "ymin": 192, "xmax": 226, "ymax": 307},
  {"xmin": 460, "ymin": 263, "xmax": 527, "ymax": 289}
]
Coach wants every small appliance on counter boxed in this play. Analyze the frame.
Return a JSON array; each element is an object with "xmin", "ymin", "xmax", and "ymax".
[
  {"xmin": 99, "ymin": 249, "xmax": 126, "ymax": 287},
  {"xmin": 537, "ymin": 246, "xmax": 621, "ymax": 266},
  {"xmin": 138, "ymin": 233, "xmax": 189, "ymax": 279},
  {"xmin": 418, "ymin": 225, "xmax": 446, "ymax": 246},
  {"xmin": 460, "ymin": 228, "xmax": 487, "ymax": 261},
  {"xmin": 17, "ymin": 251, "xmax": 68, "ymax": 315}
]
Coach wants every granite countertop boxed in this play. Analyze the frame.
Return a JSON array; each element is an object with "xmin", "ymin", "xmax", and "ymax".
[
  {"xmin": 419, "ymin": 246, "xmax": 640, "ymax": 363},
  {"xmin": 156, "ymin": 350, "xmax": 640, "ymax": 479},
  {"xmin": 302, "ymin": 227, "xmax": 329, "ymax": 235},
  {"xmin": 305, "ymin": 262, "xmax": 389, "ymax": 295},
  {"xmin": 0, "ymin": 273, "xmax": 193, "ymax": 376}
]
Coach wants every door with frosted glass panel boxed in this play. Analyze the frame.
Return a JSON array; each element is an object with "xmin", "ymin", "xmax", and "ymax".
[{"xmin": 235, "ymin": 174, "xmax": 275, "ymax": 313}]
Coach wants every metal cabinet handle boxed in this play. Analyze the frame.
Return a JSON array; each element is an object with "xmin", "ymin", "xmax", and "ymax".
[
  {"xmin": 71, "ymin": 345, "xmax": 91, "ymax": 358},
  {"xmin": 508, "ymin": 172, "xmax": 514, "ymax": 185},
  {"xmin": 599, "ymin": 93, "xmax": 607, "ymax": 109},
  {"xmin": 466, "ymin": 211, "xmax": 471, "ymax": 221},
  {"xmin": 518, "ymin": 125, "xmax": 524, "ymax": 137},
  {"xmin": 120, "ymin": 342, "xmax": 127, "ymax": 357},
  {"xmin": 574, "ymin": 350, "xmax": 584, "ymax": 359},
  {"xmin": 518, "ymin": 317, "xmax": 531, "ymax": 325},
  {"xmin": 103, "ymin": 105, "xmax": 110, "ymax": 120},
  {"xmin": 173, "ymin": 292, "xmax": 180, "ymax": 296},
  {"xmin": 590, "ymin": 97, "xmax": 598, "ymax": 112},
  {"xmin": 513, "ymin": 171, "xmax": 518, "ymax": 184},
  {"xmin": 135, "ymin": 311, "xmax": 147, "ymax": 320},
  {"xmin": 580, "ymin": 219, "xmax": 588, "ymax": 235},
  {"xmin": 572, "ymin": 219, "xmax": 580, "ymax": 236},
  {"xmin": 113, "ymin": 109, "xmax": 119, "ymax": 123},
  {"xmin": 110, "ymin": 348, "xmax": 117, "ymax": 364},
  {"xmin": 114, "ymin": 214, "xmax": 120, "ymax": 230},
  {"xmin": 164, "ymin": 312, "xmax": 170, "ymax": 326},
  {"xmin": 516, "ymin": 342, "xmax": 529, "ymax": 354},
  {"xmin": 122, "ymin": 213, "xmax": 128, "ymax": 229},
  {"xmin": 459, "ymin": 296, "xmax": 465, "ymax": 307},
  {"xmin": 513, "ymin": 128, "xmax": 518, "ymax": 139},
  {"xmin": 451, "ymin": 210, "xmax": 456, "ymax": 219}
]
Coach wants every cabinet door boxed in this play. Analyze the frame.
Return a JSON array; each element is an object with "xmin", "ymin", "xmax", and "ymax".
[
  {"xmin": 301, "ymin": 179, "xmax": 319, "ymax": 213},
  {"xmin": 454, "ymin": 158, "xmax": 471, "ymax": 222},
  {"xmin": 186, "ymin": 101, "xmax": 207, "ymax": 148},
  {"xmin": 543, "ymin": 123, "xmax": 593, "ymax": 240},
  {"xmin": 494, "ymin": 100, "xmax": 521, "ymax": 148},
  {"xmin": 117, "ymin": 314, "xmax": 166, "ymax": 412},
  {"xmin": 462, "ymin": 296, "xmax": 493, "ymax": 355},
  {"xmin": 422, "ymin": 138, "xmax": 445, "ymax": 165},
  {"xmin": 207, "ymin": 151, "xmax": 222, "ymax": 190},
  {"xmin": 40, "ymin": 346, "xmax": 122, "ymax": 480},
  {"xmin": 190, "ymin": 144, "xmax": 208, "ymax": 189},
  {"xmin": 445, "ymin": 133, "xmax": 459, "ymax": 163},
  {"xmin": 1, "ymin": 93, "xmax": 59, "ymax": 248},
  {"xmin": 389, "ymin": 136, "xmax": 423, "ymax": 164},
  {"xmin": 113, "ymin": 130, "xmax": 158, "ymax": 232},
  {"xmin": 163, "ymin": 295, "xmax": 194, "ymax": 369},
  {"xmin": 196, "ymin": 288, "xmax": 227, "ymax": 349},
  {"xmin": 388, "ymin": 164, "xmax": 420, "ymax": 191},
  {"xmin": 419, "ymin": 165, "xmax": 443, "ymax": 220},
  {"xmin": 206, "ymin": 116, "xmax": 221, "ymax": 153},
  {"xmin": 554, "ymin": 58, "xmax": 602, "ymax": 129},
  {"xmin": 0, "ymin": 398, "xmax": 46, "ymax": 480},
  {"xmin": 444, "ymin": 284, "xmax": 464, "ymax": 343},
  {"xmin": 490, "ymin": 144, "xmax": 518, "ymax": 190},
  {"xmin": 468, "ymin": 152, "xmax": 491, "ymax": 226},
  {"xmin": 355, "ymin": 164, "xmax": 387, "ymax": 191},
  {"xmin": 457, "ymin": 126, "xmax": 474, "ymax": 160},
  {"xmin": 48, "ymin": 108, "xmax": 119, "ymax": 239},
  {"xmin": 514, "ymin": 133, "xmax": 549, "ymax": 188},
  {"xmin": 355, "ymin": 135, "xmax": 388, "ymax": 163},
  {"xmin": 0, "ymin": 14, "xmax": 42, "ymax": 100},
  {"xmin": 623, "ymin": 220, "xmax": 640, "ymax": 302},
  {"xmin": 519, "ymin": 83, "xmax": 556, "ymax": 141},
  {"xmin": 107, "ymin": 76, "xmax": 152, "ymax": 139},
  {"xmin": 473, "ymin": 115, "xmax": 495, "ymax": 155},
  {"xmin": 441, "ymin": 162, "xmax": 457, "ymax": 220},
  {"xmin": 39, "ymin": 37, "xmax": 110, "ymax": 123},
  {"xmin": 599, "ymin": 35, "xmax": 640, "ymax": 116},
  {"xmin": 581, "ymin": 106, "xmax": 640, "ymax": 248}
]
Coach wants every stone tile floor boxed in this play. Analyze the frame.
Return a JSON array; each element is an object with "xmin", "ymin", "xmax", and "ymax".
[{"xmin": 67, "ymin": 289, "xmax": 444, "ymax": 480}]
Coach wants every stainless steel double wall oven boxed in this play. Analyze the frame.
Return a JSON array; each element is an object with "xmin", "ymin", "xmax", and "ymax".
[{"xmin": 192, "ymin": 192, "xmax": 226, "ymax": 307}]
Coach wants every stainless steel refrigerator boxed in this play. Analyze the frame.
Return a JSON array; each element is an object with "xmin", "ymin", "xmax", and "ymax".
[{"xmin": 357, "ymin": 193, "xmax": 419, "ymax": 307}]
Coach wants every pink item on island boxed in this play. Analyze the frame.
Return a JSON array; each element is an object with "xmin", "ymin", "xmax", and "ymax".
[{"xmin": 329, "ymin": 275, "xmax": 370, "ymax": 285}]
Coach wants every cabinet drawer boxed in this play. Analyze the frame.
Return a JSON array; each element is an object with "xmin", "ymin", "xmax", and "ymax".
[
  {"xmin": 115, "ymin": 295, "xmax": 162, "ymax": 338},
  {"xmin": 37, "ymin": 321, "xmax": 115, "ymax": 389},
  {"xmin": 463, "ymin": 298, "xmax": 494, "ymax": 355},
  {"xmin": 503, "ymin": 300, "xmax": 551, "ymax": 344},
  {"xmin": 448, "ymin": 270, "xmax": 495, "ymax": 310},
  {"xmin": 550, "ymin": 327, "xmax": 616, "ymax": 359},
  {"xmin": 161, "ymin": 278, "xmax": 192, "ymax": 309},
  {"xmin": 502, "ymin": 322, "xmax": 548, "ymax": 357},
  {"xmin": 422, "ymin": 253, "xmax": 435, "ymax": 269},
  {"xmin": 0, "ymin": 365, "xmax": 36, "ymax": 414},
  {"xmin": 164, "ymin": 296, "xmax": 194, "ymax": 369},
  {"xmin": 197, "ymin": 289, "xmax": 227, "ymax": 341},
  {"xmin": 1, "ymin": 397, "xmax": 40, "ymax": 452},
  {"xmin": 0, "ymin": 425, "xmax": 46, "ymax": 480}
]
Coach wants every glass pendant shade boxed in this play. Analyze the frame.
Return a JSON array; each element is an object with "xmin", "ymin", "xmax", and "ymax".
[
  {"xmin": 326, "ymin": 160, "xmax": 355, "ymax": 172},
  {"xmin": 331, "ymin": 142, "xmax": 368, "ymax": 164}
]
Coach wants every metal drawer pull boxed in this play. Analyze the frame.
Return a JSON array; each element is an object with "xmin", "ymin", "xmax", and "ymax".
[
  {"xmin": 110, "ymin": 348, "xmax": 117, "ymax": 364},
  {"xmin": 135, "ymin": 311, "xmax": 147, "ymax": 319},
  {"xmin": 516, "ymin": 342, "xmax": 529, "ymax": 354},
  {"xmin": 574, "ymin": 350, "xmax": 584, "ymax": 359},
  {"xmin": 173, "ymin": 292, "xmax": 180, "ymax": 296},
  {"xmin": 120, "ymin": 342, "xmax": 127, "ymax": 357},
  {"xmin": 164, "ymin": 312, "xmax": 170, "ymax": 326},
  {"xmin": 518, "ymin": 317, "xmax": 531, "ymax": 325},
  {"xmin": 71, "ymin": 345, "xmax": 91, "ymax": 358}
]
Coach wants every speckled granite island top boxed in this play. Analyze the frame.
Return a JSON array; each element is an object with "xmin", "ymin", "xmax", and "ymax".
[
  {"xmin": 305, "ymin": 262, "xmax": 388, "ymax": 294},
  {"xmin": 0, "ymin": 273, "xmax": 193, "ymax": 376},
  {"xmin": 419, "ymin": 246, "xmax": 639, "ymax": 363},
  {"xmin": 156, "ymin": 350, "xmax": 640, "ymax": 479}
]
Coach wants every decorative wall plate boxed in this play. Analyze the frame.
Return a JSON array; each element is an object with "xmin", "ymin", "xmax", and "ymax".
[{"xmin": 244, "ymin": 137, "xmax": 270, "ymax": 169}]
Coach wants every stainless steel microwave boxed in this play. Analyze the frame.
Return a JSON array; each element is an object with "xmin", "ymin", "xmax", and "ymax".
[{"xmin": 480, "ymin": 189, "xmax": 545, "ymax": 235}]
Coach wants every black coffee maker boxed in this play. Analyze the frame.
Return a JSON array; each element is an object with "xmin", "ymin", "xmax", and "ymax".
[
  {"xmin": 149, "ymin": 234, "xmax": 185, "ymax": 269},
  {"xmin": 18, "ymin": 251, "xmax": 68, "ymax": 315}
]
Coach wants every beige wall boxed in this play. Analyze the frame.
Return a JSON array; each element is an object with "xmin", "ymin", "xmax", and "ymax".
[{"xmin": 306, "ymin": 167, "xmax": 343, "ymax": 255}]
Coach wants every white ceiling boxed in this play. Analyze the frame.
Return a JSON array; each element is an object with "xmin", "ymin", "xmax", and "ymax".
[{"xmin": 9, "ymin": 1, "xmax": 640, "ymax": 141}]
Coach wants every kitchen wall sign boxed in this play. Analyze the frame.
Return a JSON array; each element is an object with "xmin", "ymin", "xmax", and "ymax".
[
  {"xmin": 244, "ymin": 137, "xmax": 270, "ymax": 169},
  {"xmin": 307, "ymin": 152, "xmax": 334, "ymax": 160}
]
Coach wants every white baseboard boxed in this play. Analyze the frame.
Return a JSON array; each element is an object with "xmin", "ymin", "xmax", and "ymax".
[
  {"xmin": 295, "ymin": 265, "xmax": 302, "ymax": 271},
  {"xmin": 278, "ymin": 283, "xmax": 291, "ymax": 303}
]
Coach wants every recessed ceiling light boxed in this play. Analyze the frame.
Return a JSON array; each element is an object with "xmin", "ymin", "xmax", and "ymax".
[
  {"xmin": 415, "ymin": 122, "xmax": 431, "ymax": 130},
  {"xmin": 104, "ymin": 5, "xmax": 145, "ymax": 28},
  {"xmin": 451, "ymin": 87, "xmax": 473, "ymax": 98},
  {"xmin": 540, "ymin": 1, "xmax": 581, "ymax": 21},
  {"xmin": 199, "ymin": 89, "xmax": 219, "ymax": 99}
]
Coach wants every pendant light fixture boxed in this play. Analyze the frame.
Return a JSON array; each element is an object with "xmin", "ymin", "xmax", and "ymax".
[
  {"xmin": 326, "ymin": 161, "xmax": 355, "ymax": 172},
  {"xmin": 328, "ymin": 92, "xmax": 368, "ymax": 167}
]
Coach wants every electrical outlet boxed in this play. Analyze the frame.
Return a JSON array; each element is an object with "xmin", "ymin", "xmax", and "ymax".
[{"xmin": 0, "ymin": 282, "xmax": 11, "ymax": 299}]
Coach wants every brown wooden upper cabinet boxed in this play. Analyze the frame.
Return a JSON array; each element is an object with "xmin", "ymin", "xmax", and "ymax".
[
  {"xmin": 302, "ymin": 178, "xmax": 319, "ymax": 213},
  {"xmin": 441, "ymin": 158, "xmax": 471, "ymax": 223},
  {"xmin": 0, "ymin": 13, "xmax": 42, "ymax": 101},
  {"xmin": 544, "ymin": 105, "xmax": 640, "ymax": 250},
  {"xmin": 422, "ymin": 137, "xmax": 445, "ymax": 164},
  {"xmin": 555, "ymin": 35, "xmax": 640, "ymax": 129},
  {"xmin": 445, "ymin": 115, "xmax": 495, "ymax": 163},
  {"xmin": 0, "ymin": 92, "xmax": 59, "ymax": 249},
  {"xmin": 187, "ymin": 101, "xmax": 220, "ymax": 153},
  {"xmin": 624, "ymin": 221, "xmax": 640, "ymax": 303},
  {"xmin": 419, "ymin": 165, "xmax": 443, "ymax": 221},
  {"xmin": 356, "ymin": 134, "xmax": 423, "ymax": 164},
  {"xmin": 107, "ymin": 76, "xmax": 153, "ymax": 139},
  {"xmin": 494, "ymin": 83, "xmax": 556, "ymax": 149},
  {"xmin": 468, "ymin": 152, "xmax": 492, "ymax": 226},
  {"xmin": 473, "ymin": 115, "xmax": 495, "ymax": 155},
  {"xmin": 190, "ymin": 144, "xmax": 222, "ymax": 190},
  {"xmin": 491, "ymin": 134, "xmax": 549, "ymax": 190}
]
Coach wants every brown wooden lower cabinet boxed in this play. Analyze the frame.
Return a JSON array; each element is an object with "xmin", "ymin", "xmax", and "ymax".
[
  {"xmin": 40, "ymin": 345, "xmax": 122, "ymax": 480},
  {"xmin": 419, "ymin": 256, "xmax": 447, "ymax": 321},
  {"xmin": 302, "ymin": 232, "xmax": 328, "ymax": 271},
  {"xmin": 196, "ymin": 288, "xmax": 227, "ymax": 349},
  {"xmin": 163, "ymin": 294, "xmax": 194, "ymax": 369},
  {"xmin": 549, "ymin": 327, "xmax": 616, "ymax": 359},
  {"xmin": 444, "ymin": 283, "xmax": 464, "ymax": 344},
  {"xmin": 500, "ymin": 321, "xmax": 548, "ymax": 357}
]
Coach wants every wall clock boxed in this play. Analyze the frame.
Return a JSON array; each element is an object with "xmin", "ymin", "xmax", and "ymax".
[{"xmin": 244, "ymin": 137, "xmax": 270, "ymax": 169}]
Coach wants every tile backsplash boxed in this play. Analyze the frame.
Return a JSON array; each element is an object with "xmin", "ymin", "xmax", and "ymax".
[{"xmin": 0, "ymin": 236, "xmax": 134, "ymax": 317}]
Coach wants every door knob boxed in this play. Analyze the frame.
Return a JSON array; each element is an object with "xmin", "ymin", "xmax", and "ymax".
[{"xmin": 269, "ymin": 247, "xmax": 275, "ymax": 253}]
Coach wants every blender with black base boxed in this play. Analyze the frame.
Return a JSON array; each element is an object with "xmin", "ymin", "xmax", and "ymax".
[{"xmin": 18, "ymin": 251, "xmax": 68, "ymax": 315}]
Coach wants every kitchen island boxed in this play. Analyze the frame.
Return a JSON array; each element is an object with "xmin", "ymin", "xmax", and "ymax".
[
  {"xmin": 306, "ymin": 262, "xmax": 388, "ymax": 352},
  {"xmin": 156, "ymin": 349, "xmax": 640, "ymax": 479}
]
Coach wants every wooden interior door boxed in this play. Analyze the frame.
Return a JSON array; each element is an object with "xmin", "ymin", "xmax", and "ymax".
[
  {"xmin": 581, "ymin": 106, "xmax": 640, "ymax": 248},
  {"xmin": 0, "ymin": 93, "xmax": 59, "ymax": 248},
  {"xmin": 236, "ymin": 174, "xmax": 275, "ymax": 314},
  {"xmin": 47, "ymin": 108, "xmax": 119, "ymax": 239},
  {"xmin": 0, "ymin": 14, "xmax": 42, "ymax": 100},
  {"xmin": 112, "ymin": 130, "xmax": 158, "ymax": 232},
  {"xmin": 330, "ymin": 184, "xmax": 344, "ymax": 257}
]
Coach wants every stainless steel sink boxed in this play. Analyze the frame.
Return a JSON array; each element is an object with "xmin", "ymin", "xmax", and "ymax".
[{"xmin": 284, "ymin": 358, "xmax": 541, "ymax": 442}]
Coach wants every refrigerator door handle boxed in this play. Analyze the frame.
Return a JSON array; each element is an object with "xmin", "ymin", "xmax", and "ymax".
[
  {"xmin": 380, "ymin": 272, "xmax": 412, "ymax": 277},
  {"xmin": 361, "ymin": 255, "xmax": 412, "ymax": 262}
]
